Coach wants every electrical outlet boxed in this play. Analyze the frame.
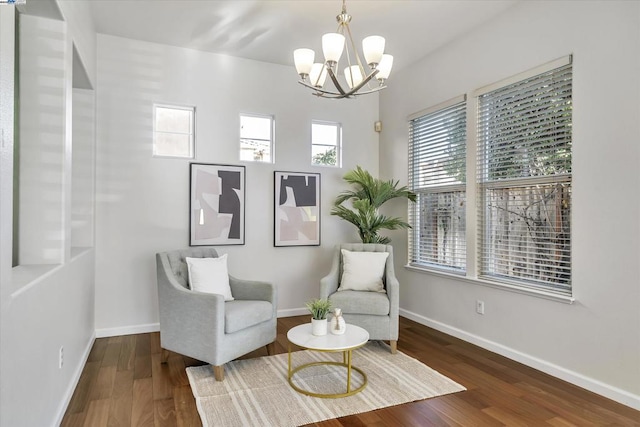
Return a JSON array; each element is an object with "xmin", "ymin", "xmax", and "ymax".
[
  {"xmin": 59, "ymin": 346, "xmax": 64, "ymax": 369},
  {"xmin": 476, "ymin": 300, "xmax": 485, "ymax": 315}
]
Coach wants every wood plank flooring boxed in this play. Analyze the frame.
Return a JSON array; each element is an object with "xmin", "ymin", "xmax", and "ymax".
[{"xmin": 61, "ymin": 316, "xmax": 640, "ymax": 426}]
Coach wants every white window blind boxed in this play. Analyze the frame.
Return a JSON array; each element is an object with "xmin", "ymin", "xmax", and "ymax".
[
  {"xmin": 409, "ymin": 96, "xmax": 467, "ymax": 272},
  {"xmin": 477, "ymin": 60, "xmax": 572, "ymax": 295}
]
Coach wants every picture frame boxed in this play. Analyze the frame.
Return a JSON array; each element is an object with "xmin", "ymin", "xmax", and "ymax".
[
  {"xmin": 274, "ymin": 171, "xmax": 321, "ymax": 247},
  {"xmin": 190, "ymin": 163, "xmax": 245, "ymax": 246}
]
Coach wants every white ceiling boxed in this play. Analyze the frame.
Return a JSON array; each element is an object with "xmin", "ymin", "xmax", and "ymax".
[{"xmin": 88, "ymin": 0, "xmax": 517, "ymax": 72}]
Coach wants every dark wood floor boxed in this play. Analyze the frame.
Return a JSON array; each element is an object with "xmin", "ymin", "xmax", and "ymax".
[{"xmin": 61, "ymin": 315, "xmax": 640, "ymax": 426}]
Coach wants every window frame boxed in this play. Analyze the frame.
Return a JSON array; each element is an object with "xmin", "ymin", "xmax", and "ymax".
[
  {"xmin": 408, "ymin": 95, "xmax": 467, "ymax": 274},
  {"xmin": 407, "ymin": 56, "xmax": 574, "ymax": 303},
  {"xmin": 152, "ymin": 103, "xmax": 195, "ymax": 159},
  {"xmin": 239, "ymin": 112, "xmax": 275, "ymax": 164},
  {"xmin": 311, "ymin": 120, "xmax": 342, "ymax": 168},
  {"xmin": 475, "ymin": 58, "xmax": 572, "ymax": 297}
]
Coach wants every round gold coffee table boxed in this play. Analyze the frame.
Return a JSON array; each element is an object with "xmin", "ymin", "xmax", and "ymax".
[{"xmin": 287, "ymin": 323, "xmax": 369, "ymax": 398}]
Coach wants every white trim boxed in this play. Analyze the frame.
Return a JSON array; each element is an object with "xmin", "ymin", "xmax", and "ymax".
[
  {"xmin": 399, "ymin": 308, "xmax": 640, "ymax": 411},
  {"xmin": 239, "ymin": 112, "xmax": 276, "ymax": 164},
  {"xmin": 54, "ymin": 331, "xmax": 96, "ymax": 427},
  {"xmin": 97, "ymin": 311, "xmax": 308, "ymax": 336},
  {"xmin": 405, "ymin": 264, "xmax": 575, "ymax": 304},
  {"xmin": 152, "ymin": 103, "xmax": 196, "ymax": 159},
  {"xmin": 474, "ymin": 55, "xmax": 572, "ymax": 97},
  {"xmin": 277, "ymin": 307, "xmax": 308, "ymax": 318},
  {"xmin": 408, "ymin": 94, "xmax": 466, "ymax": 121},
  {"xmin": 95, "ymin": 322, "xmax": 160, "ymax": 338},
  {"xmin": 311, "ymin": 119, "xmax": 342, "ymax": 167}
]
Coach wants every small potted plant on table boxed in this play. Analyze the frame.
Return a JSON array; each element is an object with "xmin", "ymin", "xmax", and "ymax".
[{"xmin": 305, "ymin": 298, "xmax": 332, "ymax": 336}]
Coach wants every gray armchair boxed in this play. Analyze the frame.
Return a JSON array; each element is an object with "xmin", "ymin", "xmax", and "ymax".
[
  {"xmin": 156, "ymin": 247, "xmax": 277, "ymax": 381},
  {"xmin": 320, "ymin": 243, "xmax": 399, "ymax": 353}
]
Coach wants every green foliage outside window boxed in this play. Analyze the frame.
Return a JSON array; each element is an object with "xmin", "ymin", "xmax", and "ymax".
[{"xmin": 312, "ymin": 147, "xmax": 337, "ymax": 166}]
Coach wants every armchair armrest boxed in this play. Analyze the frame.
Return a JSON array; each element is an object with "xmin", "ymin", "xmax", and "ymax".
[
  {"xmin": 384, "ymin": 249, "xmax": 399, "ymax": 311},
  {"xmin": 229, "ymin": 276, "xmax": 277, "ymax": 317},
  {"xmin": 229, "ymin": 277, "xmax": 275, "ymax": 302},
  {"xmin": 320, "ymin": 247, "xmax": 341, "ymax": 299},
  {"xmin": 385, "ymin": 273, "xmax": 399, "ymax": 313}
]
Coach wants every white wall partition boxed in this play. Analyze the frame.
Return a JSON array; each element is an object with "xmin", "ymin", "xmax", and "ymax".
[
  {"xmin": 94, "ymin": 34, "xmax": 379, "ymax": 334},
  {"xmin": 17, "ymin": 14, "xmax": 68, "ymax": 265},
  {"xmin": 379, "ymin": 0, "xmax": 640, "ymax": 409},
  {"xmin": 71, "ymin": 88, "xmax": 95, "ymax": 250},
  {"xmin": 0, "ymin": 3, "xmax": 98, "ymax": 426}
]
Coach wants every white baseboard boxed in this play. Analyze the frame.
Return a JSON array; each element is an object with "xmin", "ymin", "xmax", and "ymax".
[
  {"xmin": 53, "ymin": 331, "xmax": 96, "ymax": 427},
  {"xmin": 400, "ymin": 308, "xmax": 640, "ymax": 411},
  {"xmin": 277, "ymin": 307, "xmax": 308, "ymax": 318},
  {"xmin": 95, "ymin": 322, "xmax": 160, "ymax": 338}
]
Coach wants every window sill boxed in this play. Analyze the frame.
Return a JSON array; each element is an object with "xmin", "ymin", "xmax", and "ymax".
[
  {"xmin": 11, "ymin": 263, "xmax": 61, "ymax": 297},
  {"xmin": 404, "ymin": 264, "xmax": 575, "ymax": 304},
  {"xmin": 71, "ymin": 246, "xmax": 93, "ymax": 260}
]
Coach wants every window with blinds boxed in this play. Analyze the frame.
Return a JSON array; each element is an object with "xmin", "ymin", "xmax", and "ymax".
[
  {"xmin": 408, "ymin": 96, "xmax": 467, "ymax": 272},
  {"xmin": 477, "ymin": 60, "xmax": 572, "ymax": 295}
]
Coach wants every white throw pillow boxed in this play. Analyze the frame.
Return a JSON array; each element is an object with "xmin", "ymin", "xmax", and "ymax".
[
  {"xmin": 338, "ymin": 249, "xmax": 389, "ymax": 293},
  {"xmin": 185, "ymin": 254, "xmax": 234, "ymax": 301}
]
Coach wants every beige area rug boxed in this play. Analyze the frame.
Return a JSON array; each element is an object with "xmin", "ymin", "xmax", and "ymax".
[{"xmin": 186, "ymin": 341, "xmax": 466, "ymax": 427}]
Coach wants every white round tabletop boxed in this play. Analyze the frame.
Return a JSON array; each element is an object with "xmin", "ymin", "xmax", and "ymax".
[{"xmin": 287, "ymin": 323, "xmax": 369, "ymax": 351}]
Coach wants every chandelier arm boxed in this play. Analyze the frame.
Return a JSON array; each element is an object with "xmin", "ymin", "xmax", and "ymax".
[
  {"xmin": 298, "ymin": 80, "xmax": 346, "ymax": 97},
  {"xmin": 344, "ymin": 23, "xmax": 366, "ymax": 72},
  {"xmin": 325, "ymin": 85, "xmax": 387, "ymax": 99},
  {"xmin": 347, "ymin": 68, "xmax": 380, "ymax": 93},
  {"xmin": 298, "ymin": 80, "xmax": 386, "ymax": 99},
  {"xmin": 327, "ymin": 67, "xmax": 348, "ymax": 95}
]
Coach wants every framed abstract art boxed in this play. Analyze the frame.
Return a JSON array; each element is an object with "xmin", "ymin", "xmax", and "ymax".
[
  {"xmin": 274, "ymin": 171, "xmax": 321, "ymax": 247},
  {"xmin": 190, "ymin": 163, "xmax": 245, "ymax": 246}
]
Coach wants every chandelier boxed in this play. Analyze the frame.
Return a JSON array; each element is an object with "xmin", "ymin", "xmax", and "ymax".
[{"xmin": 293, "ymin": 0, "xmax": 393, "ymax": 99}]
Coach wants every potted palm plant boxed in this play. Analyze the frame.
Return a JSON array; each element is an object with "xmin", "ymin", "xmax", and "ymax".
[
  {"xmin": 305, "ymin": 298, "xmax": 332, "ymax": 336},
  {"xmin": 331, "ymin": 166, "xmax": 416, "ymax": 244}
]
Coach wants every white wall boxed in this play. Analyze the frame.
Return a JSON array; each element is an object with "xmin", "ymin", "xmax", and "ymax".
[
  {"xmin": 380, "ymin": 1, "xmax": 640, "ymax": 409},
  {"xmin": 0, "ymin": 4, "xmax": 17, "ymax": 423},
  {"xmin": 0, "ymin": 2, "xmax": 97, "ymax": 425},
  {"xmin": 58, "ymin": 0, "xmax": 96, "ymax": 88},
  {"xmin": 72, "ymin": 88, "xmax": 96, "ymax": 249},
  {"xmin": 94, "ymin": 34, "xmax": 379, "ymax": 334}
]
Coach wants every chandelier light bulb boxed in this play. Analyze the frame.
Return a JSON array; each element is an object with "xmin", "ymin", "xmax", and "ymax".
[
  {"xmin": 344, "ymin": 65, "xmax": 363, "ymax": 89},
  {"xmin": 322, "ymin": 33, "xmax": 346, "ymax": 66},
  {"xmin": 294, "ymin": 48, "xmax": 315, "ymax": 78},
  {"xmin": 309, "ymin": 63, "xmax": 328, "ymax": 88},
  {"xmin": 376, "ymin": 54, "xmax": 394, "ymax": 82},
  {"xmin": 362, "ymin": 36, "xmax": 385, "ymax": 67}
]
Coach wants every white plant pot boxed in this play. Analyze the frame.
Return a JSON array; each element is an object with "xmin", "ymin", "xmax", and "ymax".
[{"xmin": 311, "ymin": 318, "xmax": 327, "ymax": 336}]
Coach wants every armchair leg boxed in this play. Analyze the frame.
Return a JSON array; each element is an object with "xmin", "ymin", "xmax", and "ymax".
[
  {"xmin": 213, "ymin": 365, "xmax": 224, "ymax": 381},
  {"xmin": 390, "ymin": 340, "xmax": 398, "ymax": 354},
  {"xmin": 266, "ymin": 341, "xmax": 276, "ymax": 356},
  {"xmin": 161, "ymin": 349, "xmax": 170, "ymax": 363}
]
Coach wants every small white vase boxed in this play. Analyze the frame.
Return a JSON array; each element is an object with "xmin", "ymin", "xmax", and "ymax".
[
  {"xmin": 311, "ymin": 318, "xmax": 327, "ymax": 336},
  {"xmin": 330, "ymin": 308, "xmax": 346, "ymax": 335}
]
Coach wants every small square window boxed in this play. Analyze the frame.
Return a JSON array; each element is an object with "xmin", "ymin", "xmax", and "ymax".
[
  {"xmin": 153, "ymin": 104, "xmax": 195, "ymax": 158},
  {"xmin": 312, "ymin": 121, "xmax": 341, "ymax": 167},
  {"xmin": 240, "ymin": 113, "xmax": 274, "ymax": 163}
]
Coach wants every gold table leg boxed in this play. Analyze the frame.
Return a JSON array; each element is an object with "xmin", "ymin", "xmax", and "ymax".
[
  {"xmin": 288, "ymin": 342, "xmax": 292, "ymax": 381},
  {"xmin": 288, "ymin": 347, "xmax": 367, "ymax": 398},
  {"xmin": 346, "ymin": 350, "xmax": 352, "ymax": 393}
]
